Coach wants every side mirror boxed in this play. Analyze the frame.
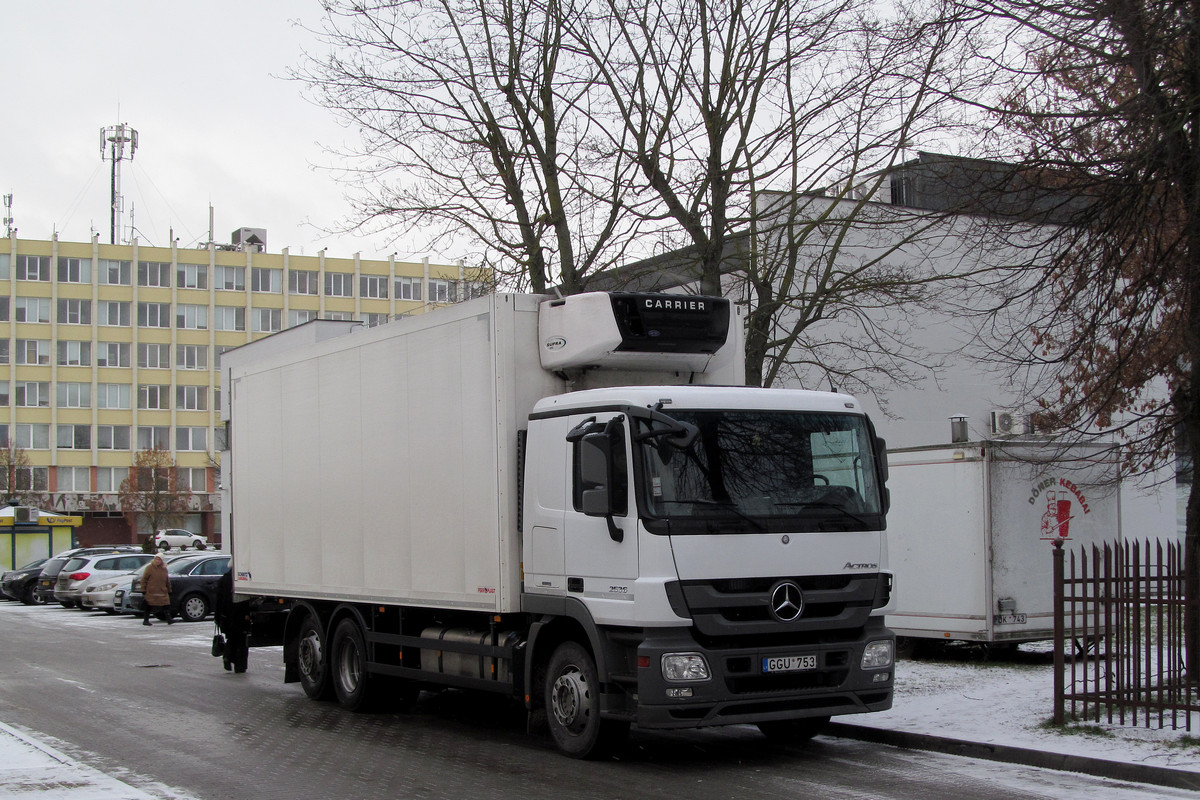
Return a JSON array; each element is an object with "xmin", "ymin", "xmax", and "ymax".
[{"xmin": 578, "ymin": 431, "xmax": 624, "ymax": 542}]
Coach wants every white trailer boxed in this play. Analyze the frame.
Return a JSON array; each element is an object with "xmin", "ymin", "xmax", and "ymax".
[
  {"xmin": 222, "ymin": 292, "xmax": 896, "ymax": 757},
  {"xmin": 884, "ymin": 439, "xmax": 1127, "ymax": 645}
]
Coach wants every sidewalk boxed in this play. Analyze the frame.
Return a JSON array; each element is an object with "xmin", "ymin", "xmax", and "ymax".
[{"xmin": 0, "ymin": 721, "xmax": 181, "ymax": 800}]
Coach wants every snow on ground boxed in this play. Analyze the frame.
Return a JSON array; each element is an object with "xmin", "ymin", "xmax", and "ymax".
[{"xmin": 853, "ymin": 643, "xmax": 1200, "ymax": 773}]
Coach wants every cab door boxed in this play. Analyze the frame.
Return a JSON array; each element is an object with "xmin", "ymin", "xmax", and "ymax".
[{"xmin": 562, "ymin": 412, "xmax": 639, "ymax": 617}]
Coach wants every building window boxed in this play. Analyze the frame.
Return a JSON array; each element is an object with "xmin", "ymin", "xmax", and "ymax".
[
  {"xmin": 176, "ymin": 385, "xmax": 208, "ymax": 411},
  {"xmin": 137, "ymin": 426, "xmax": 170, "ymax": 450},
  {"xmin": 96, "ymin": 342, "xmax": 131, "ymax": 368},
  {"xmin": 97, "ymin": 466, "xmax": 130, "ymax": 492},
  {"xmin": 137, "ymin": 302, "xmax": 171, "ymax": 328},
  {"xmin": 176, "ymin": 304, "xmax": 208, "ymax": 330},
  {"xmin": 15, "ymin": 382, "xmax": 49, "ymax": 407},
  {"xmin": 57, "ymin": 466, "xmax": 91, "ymax": 492},
  {"xmin": 288, "ymin": 309, "xmax": 317, "ymax": 328},
  {"xmin": 138, "ymin": 384, "xmax": 170, "ymax": 410},
  {"xmin": 15, "ymin": 297, "xmax": 50, "ymax": 323},
  {"xmin": 14, "ymin": 423, "xmax": 50, "ymax": 449},
  {"xmin": 138, "ymin": 343, "xmax": 170, "ymax": 369},
  {"xmin": 98, "ymin": 258, "xmax": 131, "ymax": 285},
  {"xmin": 97, "ymin": 300, "xmax": 131, "ymax": 327},
  {"xmin": 137, "ymin": 261, "xmax": 171, "ymax": 287},
  {"xmin": 395, "ymin": 276, "xmax": 422, "ymax": 301},
  {"xmin": 57, "ymin": 382, "xmax": 91, "ymax": 408},
  {"xmin": 97, "ymin": 383, "xmax": 131, "ymax": 409},
  {"xmin": 361, "ymin": 275, "xmax": 389, "ymax": 299},
  {"xmin": 325, "ymin": 311, "xmax": 353, "ymax": 321},
  {"xmin": 251, "ymin": 267, "xmax": 282, "ymax": 293},
  {"xmin": 57, "ymin": 424, "xmax": 91, "ymax": 449},
  {"xmin": 57, "ymin": 257, "xmax": 91, "ymax": 283},
  {"xmin": 0, "ymin": 296, "xmax": 8, "ymax": 321},
  {"xmin": 214, "ymin": 265, "xmax": 245, "ymax": 291},
  {"xmin": 16, "ymin": 340, "xmax": 51, "ymax": 365},
  {"xmin": 0, "ymin": 381, "xmax": 7, "ymax": 406},
  {"xmin": 364, "ymin": 313, "xmax": 388, "ymax": 328},
  {"xmin": 97, "ymin": 425, "xmax": 131, "ymax": 450},
  {"xmin": 0, "ymin": 253, "xmax": 8, "ymax": 279},
  {"xmin": 325, "ymin": 272, "xmax": 353, "ymax": 297},
  {"xmin": 177, "ymin": 263, "xmax": 208, "ymax": 289},
  {"xmin": 252, "ymin": 308, "xmax": 282, "ymax": 333},
  {"xmin": 429, "ymin": 278, "xmax": 457, "ymax": 303},
  {"xmin": 214, "ymin": 306, "xmax": 246, "ymax": 331},
  {"xmin": 57, "ymin": 298, "xmax": 91, "ymax": 325},
  {"xmin": 177, "ymin": 427, "xmax": 208, "ymax": 451},
  {"xmin": 176, "ymin": 344, "xmax": 208, "ymax": 370},
  {"xmin": 289, "ymin": 270, "xmax": 318, "ymax": 295},
  {"xmin": 57, "ymin": 340, "xmax": 91, "ymax": 367},
  {"xmin": 176, "ymin": 467, "xmax": 207, "ymax": 491},
  {"xmin": 16, "ymin": 255, "xmax": 51, "ymax": 281},
  {"xmin": 0, "ymin": 341, "xmax": 7, "ymax": 365},
  {"xmin": 12, "ymin": 467, "xmax": 49, "ymax": 492}
]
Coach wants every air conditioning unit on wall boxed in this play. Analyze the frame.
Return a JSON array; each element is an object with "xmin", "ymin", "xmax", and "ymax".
[{"xmin": 990, "ymin": 409, "xmax": 1029, "ymax": 436}]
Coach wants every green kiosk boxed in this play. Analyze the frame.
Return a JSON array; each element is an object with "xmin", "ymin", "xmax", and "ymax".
[{"xmin": 1, "ymin": 506, "xmax": 83, "ymax": 571}]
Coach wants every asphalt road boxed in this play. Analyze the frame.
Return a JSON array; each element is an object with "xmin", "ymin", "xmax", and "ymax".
[{"xmin": 0, "ymin": 601, "xmax": 1174, "ymax": 800}]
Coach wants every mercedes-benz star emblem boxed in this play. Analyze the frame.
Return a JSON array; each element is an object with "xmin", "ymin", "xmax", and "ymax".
[{"xmin": 769, "ymin": 581, "xmax": 804, "ymax": 623}]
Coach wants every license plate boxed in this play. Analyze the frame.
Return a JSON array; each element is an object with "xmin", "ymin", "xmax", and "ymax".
[{"xmin": 762, "ymin": 655, "xmax": 817, "ymax": 673}]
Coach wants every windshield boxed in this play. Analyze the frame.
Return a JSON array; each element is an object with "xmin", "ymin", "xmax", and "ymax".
[{"xmin": 636, "ymin": 409, "xmax": 883, "ymax": 534}]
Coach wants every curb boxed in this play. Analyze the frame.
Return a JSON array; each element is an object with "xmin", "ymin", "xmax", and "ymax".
[{"xmin": 827, "ymin": 722, "xmax": 1200, "ymax": 791}]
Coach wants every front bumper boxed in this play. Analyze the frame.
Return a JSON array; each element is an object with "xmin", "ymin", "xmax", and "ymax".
[{"xmin": 627, "ymin": 618, "xmax": 894, "ymax": 729}]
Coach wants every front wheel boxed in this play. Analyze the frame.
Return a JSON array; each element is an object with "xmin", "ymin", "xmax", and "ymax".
[
  {"xmin": 21, "ymin": 583, "xmax": 44, "ymax": 606},
  {"xmin": 296, "ymin": 615, "xmax": 332, "ymax": 700},
  {"xmin": 544, "ymin": 641, "xmax": 628, "ymax": 759}
]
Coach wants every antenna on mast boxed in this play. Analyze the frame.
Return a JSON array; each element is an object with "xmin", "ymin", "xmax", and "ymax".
[
  {"xmin": 100, "ymin": 123, "xmax": 138, "ymax": 245},
  {"xmin": 3, "ymin": 193, "xmax": 13, "ymax": 238}
]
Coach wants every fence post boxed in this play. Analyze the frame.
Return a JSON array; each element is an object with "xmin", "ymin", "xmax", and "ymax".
[{"xmin": 1053, "ymin": 538, "xmax": 1065, "ymax": 725}]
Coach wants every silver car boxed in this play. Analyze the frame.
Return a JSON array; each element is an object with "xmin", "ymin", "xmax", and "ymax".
[{"xmin": 54, "ymin": 553, "xmax": 155, "ymax": 608}]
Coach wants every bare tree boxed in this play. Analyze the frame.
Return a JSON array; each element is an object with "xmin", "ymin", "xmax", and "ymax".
[
  {"xmin": 0, "ymin": 445, "xmax": 48, "ymax": 507},
  {"xmin": 119, "ymin": 447, "xmax": 193, "ymax": 548},
  {"xmin": 943, "ymin": 0, "xmax": 1198, "ymax": 662}
]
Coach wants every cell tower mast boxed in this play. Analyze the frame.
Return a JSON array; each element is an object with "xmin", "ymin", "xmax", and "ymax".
[{"xmin": 100, "ymin": 123, "xmax": 138, "ymax": 244}]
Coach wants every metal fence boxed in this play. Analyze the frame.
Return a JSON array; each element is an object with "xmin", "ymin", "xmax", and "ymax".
[{"xmin": 1053, "ymin": 538, "xmax": 1200, "ymax": 729}]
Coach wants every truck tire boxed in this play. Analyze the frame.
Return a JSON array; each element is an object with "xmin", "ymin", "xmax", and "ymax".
[
  {"xmin": 296, "ymin": 615, "xmax": 333, "ymax": 700},
  {"xmin": 757, "ymin": 715, "xmax": 830, "ymax": 743},
  {"xmin": 544, "ymin": 641, "xmax": 628, "ymax": 759},
  {"xmin": 331, "ymin": 618, "xmax": 373, "ymax": 711}
]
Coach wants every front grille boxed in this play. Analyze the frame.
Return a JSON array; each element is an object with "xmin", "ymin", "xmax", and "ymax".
[{"xmin": 673, "ymin": 574, "xmax": 881, "ymax": 641}]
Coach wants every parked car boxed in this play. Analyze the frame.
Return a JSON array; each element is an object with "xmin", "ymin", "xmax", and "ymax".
[
  {"xmin": 111, "ymin": 553, "xmax": 200, "ymax": 615},
  {"xmin": 127, "ymin": 553, "xmax": 231, "ymax": 622},
  {"xmin": 34, "ymin": 546, "xmax": 143, "ymax": 605},
  {"xmin": 1, "ymin": 558, "xmax": 49, "ymax": 605},
  {"xmin": 153, "ymin": 529, "xmax": 208, "ymax": 551},
  {"xmin": 54, "ymin": 553, "xmax": 155, "ymax": 608}
]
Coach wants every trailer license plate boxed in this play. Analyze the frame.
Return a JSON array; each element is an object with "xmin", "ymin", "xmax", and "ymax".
[{"xmin": 762, "ymin": 655, "xmax": 817, "ymax": 673}]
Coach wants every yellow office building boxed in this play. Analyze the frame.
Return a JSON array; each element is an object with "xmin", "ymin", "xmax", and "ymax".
[{"xmin": 1, "ymin": 233, "xmax": 473, "ymax": 547}]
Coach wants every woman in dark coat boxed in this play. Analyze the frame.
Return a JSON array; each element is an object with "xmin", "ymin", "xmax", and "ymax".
[{"xmin": 142, "ymin": 554, "xmax": 172, "ymax": 626}]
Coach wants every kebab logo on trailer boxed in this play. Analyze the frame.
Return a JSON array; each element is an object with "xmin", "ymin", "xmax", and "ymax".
[{"xmin": 1029, "ymin": 477, "xmax": 1092, "ymax": 540}]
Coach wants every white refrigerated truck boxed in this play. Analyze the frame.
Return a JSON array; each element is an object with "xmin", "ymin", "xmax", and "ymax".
[{"xmin": 220, "ymin": 291, "xmax": 895, "ymax": 757}]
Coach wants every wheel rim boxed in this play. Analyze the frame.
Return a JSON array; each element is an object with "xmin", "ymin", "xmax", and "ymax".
[
  {"xmin": 299, "ymin": 630, "xmax": 323, "ymax": 681},
  {"xmin": 337, "ymin": 637, "xmax": 362, "ymax": 695},
  {"xmin": 550, "ymin": 666, "xmax": 592, "ymax": 734},
  {"xmin": 183, "ymin": 597, "xmax": 206, "ymax": 620}
]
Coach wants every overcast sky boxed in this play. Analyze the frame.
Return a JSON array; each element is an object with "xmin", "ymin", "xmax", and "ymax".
[{"xmin": 0, "ymin": 2, "xmax": 423, "ymax": 261}]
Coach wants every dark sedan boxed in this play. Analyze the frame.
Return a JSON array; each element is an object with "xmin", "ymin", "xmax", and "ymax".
[
  {"xmin": 128, "ymin": 553, "xmax": 231, "ymax": 622},
  {"xmin": 1, "ymin": 558, "xmax": 49, "ymax": 605}
]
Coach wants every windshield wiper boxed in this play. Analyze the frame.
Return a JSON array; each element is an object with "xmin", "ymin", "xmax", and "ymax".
[
  {"xmin": 658, "ymin": 499, "xmax": 767, "ymax": 531},
  {"xmin": 775, "ymin": 501, "xmax": 870, "ymax": 527}
]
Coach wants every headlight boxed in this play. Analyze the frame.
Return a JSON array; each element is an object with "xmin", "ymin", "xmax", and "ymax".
[
  {"xmin": 91, "ymin": 582, "xmax": 119, "ymax": 593},
  {"xmin": 661, "ymin": 653, "xmax": 710, "ymax": 682},
  {"xmin": 861, "ymin": 640, "xmax": 894, "ymax": 669}
]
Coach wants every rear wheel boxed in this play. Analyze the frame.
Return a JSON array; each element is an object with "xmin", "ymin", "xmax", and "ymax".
[
  {"xmin": 544, "ymin": 641, "xmax": 628, "ymax": 759},
  {"xmin": 296, "ymin": 615, "xmax": 332, "ymax": 700},
  {"xmin": 157, "ymin": 541, "xmax": 170, "ymax": 551},
  {"xmin": 180, "ymin": 593, "xmax": 209, "ymax": 622},
  {"xmin": 331, "ymin": 618, "xmax": 374, "ymax": 711},
  {"xmin": 757, "ymin": 715, "xmax": 830, "ymax": 743}
]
